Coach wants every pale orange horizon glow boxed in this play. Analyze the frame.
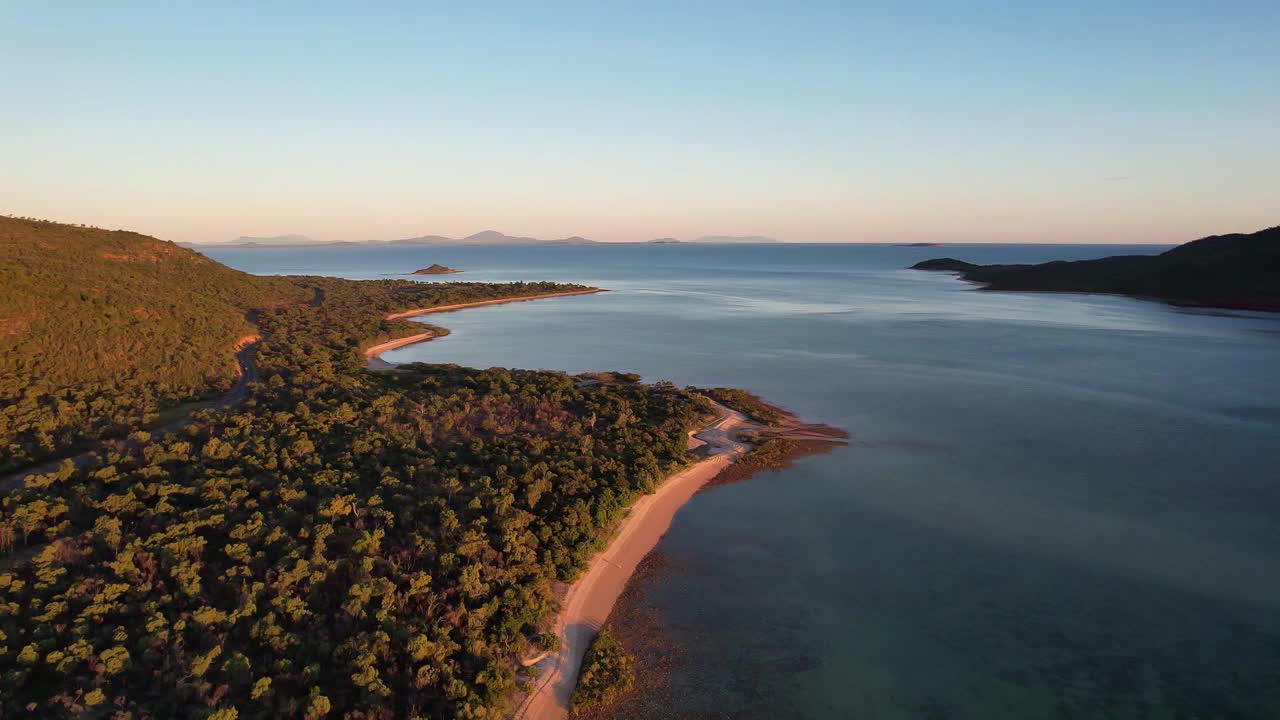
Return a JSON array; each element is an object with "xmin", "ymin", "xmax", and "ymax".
[{"xmin": 7, "ymin": 188, "xmax": 1274, "ymax": 246}]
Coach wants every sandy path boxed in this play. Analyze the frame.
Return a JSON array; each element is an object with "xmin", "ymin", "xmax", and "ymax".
[{"xmin": 512, "ymin": 401, "xmax": 754, "ymax": 720}]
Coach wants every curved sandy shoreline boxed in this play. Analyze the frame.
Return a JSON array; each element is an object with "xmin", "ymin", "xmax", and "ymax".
[
  {"xmin": 512, "ymin": 402, "xmax": 756, "ymax": 720},
  {"xmin": 363, "ymin": 289, "xmax": 605, "ymax": 368},
  {"xmin": 361, "ymin": 288, "xmax": 824, "ymax": 720},
  {"xmin": 363, "ymin": 331, "xmax": 437, "ymax": 368},
  {"xmin": 385, "ymin": 288, "xmax": 605, "ymax": 320}
]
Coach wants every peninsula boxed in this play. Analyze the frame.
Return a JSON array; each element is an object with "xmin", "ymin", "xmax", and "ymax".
[
  {"xmin": 0, "ymin": 215, "xmax": 832, "ymax": 720},
  {"xmin": 912, "ymin": 226, "xmax": 1279, "ymax": 312}
]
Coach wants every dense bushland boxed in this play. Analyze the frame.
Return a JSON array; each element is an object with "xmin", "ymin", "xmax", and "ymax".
[
  {"xmin": 0, "ymin": 216, "xmax": 309, "ymax": 471},
  {"xmin": 0, "ymin": 217, "xmax": 716, "ymax": 718}
]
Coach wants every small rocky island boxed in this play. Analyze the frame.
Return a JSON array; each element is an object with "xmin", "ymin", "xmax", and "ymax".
[
  {"xmin": 911, "ymin": 226, "xmax": 1279, "ymax": 312},
  {"xmin": 411, "ymin": 263, "xmax": 462, "ymax": 275}
]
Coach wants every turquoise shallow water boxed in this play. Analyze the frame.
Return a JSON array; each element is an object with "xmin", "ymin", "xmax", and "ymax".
[{"xmin": 205, "ymin": 243, "xmax": 1280, "ymax": 718}]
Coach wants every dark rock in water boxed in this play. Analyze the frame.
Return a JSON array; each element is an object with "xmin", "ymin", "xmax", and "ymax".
[
  {"xmin": 911, "ymin": 258, "xmax": 979, "ymax": 272},
  {"xmin": 410, "ymin": 264, "xmax": 461, "ymax": 275},
  {"xmin": 909, "ymin": 226, "xmax": 1280, "ymax": 312}
]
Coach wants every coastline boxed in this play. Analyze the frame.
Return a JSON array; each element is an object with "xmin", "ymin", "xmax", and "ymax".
[
  {"xmin": 512, "ymin": 401, "xmax": 755, "ymax": 720},
  {"xmin": 363, "ymin": 331, "xmax": 436, "ymax": 368},
  {"xmin": 361, "ymin": 288, "xmax": 841, "ymax": 720},
  {"xmin": 362, "ymin": 285, "xmax": 754, "ymax": 719},
  {"xmin": 570, "ymin": 423, "xmax": 849, "ymax": 720},
  {"xmin": 385, "ymin": 288, "xmax": 605, "ymax": 320},
  {"xmin": 917, "ymin": 266, "xmax": 1280, "ymax": 314},
  {"xmin": 364, "ymin": 288, "xmax": 606, "ymax": 368},
  {"xmin": 515, "ymin": 403, "xmax": 846, "ymax": 720}
]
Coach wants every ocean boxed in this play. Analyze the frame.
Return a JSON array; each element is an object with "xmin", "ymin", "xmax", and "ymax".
[{"xmin": 203, "ymin": 243, "xmax": 1280, "ymax": 719}]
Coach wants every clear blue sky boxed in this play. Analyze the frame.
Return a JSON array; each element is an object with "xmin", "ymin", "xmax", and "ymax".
[{"xmin": 2, "ymin": 1, "xmax": 1277, "ymax": 243}]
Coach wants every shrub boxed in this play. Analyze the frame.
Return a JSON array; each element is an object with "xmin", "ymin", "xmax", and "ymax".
[{"xmin": 570, "ymin": 629, "xmax": 634, "ymax": 712}]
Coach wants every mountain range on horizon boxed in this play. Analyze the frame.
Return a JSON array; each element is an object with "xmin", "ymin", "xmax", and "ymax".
[{"xmin": 184, "ymin": 231, "xmax": 783, "ymax": 248}]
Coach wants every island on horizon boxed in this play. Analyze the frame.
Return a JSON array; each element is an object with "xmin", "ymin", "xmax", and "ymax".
[
  {"xmin": 410, "ymin": 263, "xmax": 462, "ymax": 275},
  {"xmin": 180, "ymin": 231, "xmax": 785, "ymax": 249}
]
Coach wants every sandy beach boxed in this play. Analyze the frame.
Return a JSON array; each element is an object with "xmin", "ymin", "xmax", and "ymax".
[
  {"xmin": 364, "ymin": 288, "xmax": 605, "ymax": 368},
  {"xmin": 361, "ymin": 287, "xmax": 833, "ymax": 719},
  {"xmin": 512, "ymin": 402, "xmax": 756, "ymax": 720},
  {"xmin": 385, "ymin": 288, "xmax": 604, "ymax": 320},
  {"xmin": 363, "ymin": 331, "xmax": 437, "ymax": 368}
]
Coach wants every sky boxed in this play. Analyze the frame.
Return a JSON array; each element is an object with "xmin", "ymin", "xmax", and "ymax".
[{"xmin": 2, "ymin": 1, "xmax": 1277, "ymax": 244}]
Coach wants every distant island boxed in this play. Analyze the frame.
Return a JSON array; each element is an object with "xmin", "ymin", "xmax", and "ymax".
[
  {"xmin": 898, "ymin": 242, "xmax": 944, "ymax": 247},
  {"xmin": 185, "ymin": 230, "xmax": 603, "ymax": 249},
  {"xmin": 911, "ymin": 226, "xmax": 1279, "ymax": 312},
  {"xmin": 229, "ymin": 233, "xmax": 317, "ymax": 246},
  {"xmin": 182, "ymin": 231, "xmax": 786, "ymax": 248},
  {"xmin": 693, "ymin": 235, "xmax": 781, "ymax": 244},
  {"xmin": 411, "ymin": 263, "xmax": 462, "ymax": 275}
]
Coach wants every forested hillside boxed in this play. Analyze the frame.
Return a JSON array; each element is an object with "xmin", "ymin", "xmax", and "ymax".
[
  {"xmin": 0, "ymin": 216, "xmax": 311, "ymax": 471},
  {"xmin": 0, "ymin": 217, "xmax": 717, "ymax": 718}
]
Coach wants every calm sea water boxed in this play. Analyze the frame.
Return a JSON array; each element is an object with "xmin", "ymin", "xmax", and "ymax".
[{"xmin": 205, "ymin": 243, "xmax": 1280, "ymax": 719}]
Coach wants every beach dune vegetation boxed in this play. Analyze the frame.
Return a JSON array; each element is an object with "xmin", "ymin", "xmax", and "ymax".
[{"xmin": 570, "ymin": 629, "xmax": 635, "ymax": 714}]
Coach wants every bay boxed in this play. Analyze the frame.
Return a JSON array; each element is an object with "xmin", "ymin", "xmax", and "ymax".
[{"xmin": 204, "ymin": 243, "xmax": 1280, "ymax": 718}]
